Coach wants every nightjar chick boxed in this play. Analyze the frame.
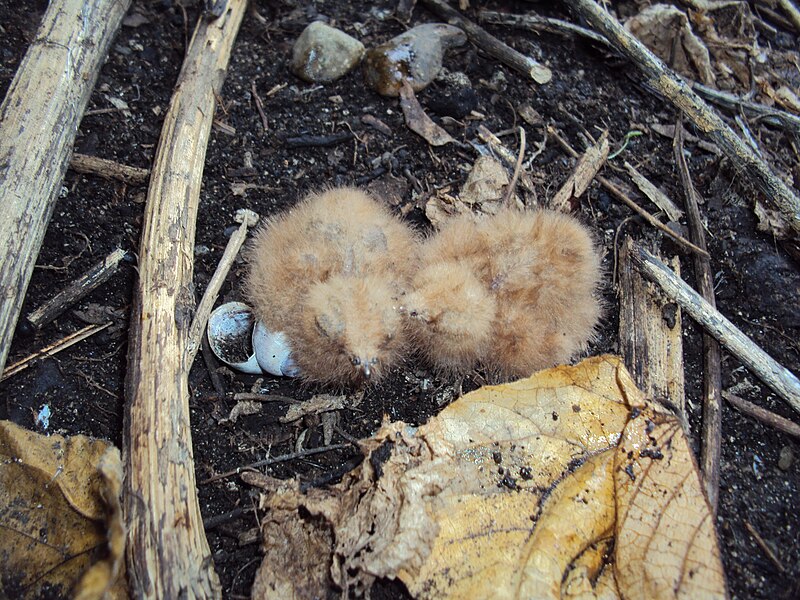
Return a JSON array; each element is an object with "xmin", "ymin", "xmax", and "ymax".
[
  {"xmin": 245, "ymin": 187, "xmax": 419, "ymax": 386},
  {"xmin": 403, "ymin": 208, "xmax": 602, "ymax": 379}
]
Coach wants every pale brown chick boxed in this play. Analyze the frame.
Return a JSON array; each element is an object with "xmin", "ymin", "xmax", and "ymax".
[
  {"xmin": 405, "ymin": 208, "xmax": 602, "ymax": 379},
  {"xmin": 244, "ymin": 187, "xmax": 419, "ymax": 386}
]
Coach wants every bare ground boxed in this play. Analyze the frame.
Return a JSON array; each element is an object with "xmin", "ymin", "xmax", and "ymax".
[{"xmin": 1, "ymin": 0, "xmax": 798, "ymax": 598}]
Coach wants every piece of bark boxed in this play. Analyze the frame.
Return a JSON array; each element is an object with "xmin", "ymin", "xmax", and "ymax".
[
  {"xmin": 25, "ymin": 247, "xmax": 128, "ymax": 330},
  {"xmin": 0, "ymin": 0, "xmax": 131, "ymax": 376},
  {"xmin": 69, "ymin": 153, "xmax": 151, "ymax": 185},
  {"xmin": 566, "ymin": 0, "xmax": 800, "ymax": 241},
  {"xmin": 420, "ymin": 0, "xmax": 553, "ymax": 83},
  {"xmin": 123, "ymin": 3, "xmax": 247, "ymax": 599},
  {"xmin": 618, "ymin": 237, "xmax": 685, "ymax": 417},
  {"xmin": 629, "ymin": 241, "xmax": 800, "ymax": 415},
  {"xmin": 550, "ymin": 131, "xmax": 609, "ymax": 212},
  {"xmin": 674, "ymin": 120, "xmax": 722, "ymax": 513}
]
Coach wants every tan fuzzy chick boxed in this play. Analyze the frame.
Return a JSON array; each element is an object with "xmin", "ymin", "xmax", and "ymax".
[
  {"xmin": 244, "ymin": 187, "xmax": 419, "ymax": 386},
  {"xmin": 404, "ymin": 208, "xmax": 602, "ymax": 379}
]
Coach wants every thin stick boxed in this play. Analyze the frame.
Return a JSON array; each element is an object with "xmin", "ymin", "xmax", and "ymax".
[
  {"xmin": 566, "ymin": 0, "xmax": 800, "ymax": 241},
  {"xmin": 723, "ymin": 391, "xmax": 800, "ymax": 438},
  {"xmin": 478, "ymin": 10, "xmax": 612, "ymax": 47},
  {"xmin": 674, "ymin": 120, "xmax": 722, "ymax": 513},
  {"xmin": 503, "ymin": 127, "xmax": 526, "ymax": 206},
  {"xmin": 420, "ymin": 0, "xmax": 552, "ymax": 84},
  {"xmin": 185, "ymin": 208, "xmax": 258, "ymax": 366},
  {"xmin": 629, "ymin": 242, "xmax": 800, "ymax": 414},
  {"xmin": 745, "ymin": 520, "xmax": 786, "ymax": 573},
  {"xmin": 692, "ymin": 83, "xmax": 800, "ymax": 133},
  {"xmin": 200, "ymin": 443, "xmax": 353, "ymax": 484},
  {"xmin": 25, "ymin": 248, "xmax": 127, "ymax": 330},
  {"xmin": 549, "ymin": 126, "xmax": 710, "ymax": 258},
  {"xmin": 250, "ymin": 81, "xmax": 268, "ymax": 132},
  {"xmin": 69, "ymin": 153, "xmax": 150, "ymax": 185},
  {"xmin": 1, "ymin": 322, "xmax": 111, "ymax": 381},
  {"xmin": 200, "ymin": 333, "xmax": 226, "ymax": 395}
]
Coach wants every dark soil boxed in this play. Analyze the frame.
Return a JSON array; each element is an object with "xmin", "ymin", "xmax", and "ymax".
[{"xmin": 1, "ymin": 1, "xmax": 799, "ymax": 598}]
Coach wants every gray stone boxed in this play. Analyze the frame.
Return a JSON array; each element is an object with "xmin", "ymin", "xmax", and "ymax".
[
  {"xmin": 291, "ymin": 21, "xmax": 365, "ymax": 83},
  {"xmin": 363, "ymin": 23, "xmax": 467, "ymax": 97}
]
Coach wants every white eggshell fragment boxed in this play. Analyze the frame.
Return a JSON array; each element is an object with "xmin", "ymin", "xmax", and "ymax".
[
  {"xmin": 207, "ymin": 302, "xmax": 263, "ymax": 375},
  {"xmin": 253, "ymin": 320, "xmax": 299, "ymax": 377}
]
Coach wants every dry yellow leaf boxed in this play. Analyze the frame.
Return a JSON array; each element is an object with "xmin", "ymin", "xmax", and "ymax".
[
  {"xmin": 0, "ymin": 420, "xmax": 126, "ymax": 599},
  {"xmin": 252, "ymin": 356, "xmax": 727, "ymax": 599}
]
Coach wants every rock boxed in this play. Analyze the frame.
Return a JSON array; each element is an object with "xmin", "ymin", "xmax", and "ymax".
[
  {"xmin": 363, "ymin": 23, "xmax": 467, "ymax": 97},
  {"xmin": 291, "ymin": 21, "xmax": 365, "ymax": 83}
]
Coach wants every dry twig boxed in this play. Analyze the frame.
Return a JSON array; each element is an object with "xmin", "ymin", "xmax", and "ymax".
[
  {"xmin": 201, "ymin": 443, "xmax": 353, "ymax": 484},
  {"xmin": 420, "ymin": 0, "xmax": 553, "ymax": 83},
  {"xmin": 674, "ymin": 120, "xmax": 722, "ymax": 513},
  {"xmin": 549, "ymin": 126, "xmax": 710, "ymax": 258},
  {"xmin": 723, "ymin": 391, "xmax": 800, "ymax": 438},
  {"xmin": 566, "ymin": 0, "xmax": 800, "ymax": 241},
  {"xmin": 123, "ymin": 3, "xmax": 247, "ymax": 598},
  {"xmin": 629, "ymin": 242, "xmax": 800, "ymax": 415},
  {"xmin": 186, "ymin": 208, "xmax": 259, "ymax": 365},
  {"xmin": 1, "ymin": 322, "xmax": 111, "ymax": 381},
  {"xmin": 25, "ymin": 247, "xmax": 128, "ymax": 330},
  {"xmin": 69, "ymin": 153, "xmax": 150, "ymax": 185}
]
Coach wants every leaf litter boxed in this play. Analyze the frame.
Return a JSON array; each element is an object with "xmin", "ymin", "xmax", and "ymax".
[{"xmin": 248, "ymin": 356, "xmax": 726, "ymax": 598}]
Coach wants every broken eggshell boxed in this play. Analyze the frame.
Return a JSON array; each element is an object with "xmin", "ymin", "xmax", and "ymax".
[
  {"xmin": 207, "ymin": 302, "xmax": 298, "ymax": 377},
  {"xmin": 253, "ymin": 320, "xmax": 299, "ymax": 377}
]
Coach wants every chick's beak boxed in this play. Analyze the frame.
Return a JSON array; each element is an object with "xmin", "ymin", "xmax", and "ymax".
[{"xmin": 361, "ymin": 362, "xmax": 371, "ymax": 379}]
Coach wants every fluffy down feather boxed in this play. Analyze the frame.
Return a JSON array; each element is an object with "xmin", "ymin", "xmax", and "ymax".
[
  {"xmin": 245, "ymin": 187, "xmax": 419, "ymax": 385},
  {"xmin": 404, "ymin": 208, "xmax": 602, "ymax": 379}
]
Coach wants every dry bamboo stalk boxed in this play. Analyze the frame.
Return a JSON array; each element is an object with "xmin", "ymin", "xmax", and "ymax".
[
  {"xmin": 629, "ymin": 242, "xmax": 800, "ymax": 415},
  {"xmin": 618, "ymin": 237, "xmax": 685, "ymax": 416},
  {"xmin": 674, "ymin": 121, "xmax": 722, "ymax": 513},
  {"xmin": 123, "ymin": 3, "xmax": 247, "ymax": 599},
  {"xmin": 0, "ymin": 0, "xmax": 131, "ymax": 376},
  {"xmin": 566, "ymin": 0, "xmax": 800, "ymax": 241}
]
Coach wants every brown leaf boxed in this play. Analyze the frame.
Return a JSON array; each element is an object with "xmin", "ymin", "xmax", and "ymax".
[
  {"xmin": 256, "ymin": 357, "xmax": 727, "ymax": 599},
  {"xmin": 614, "ymin": 407, "xmax": 727, "ymax": 598},
  {"xmin": 0, "ymin": 421, "xmax": 126, "ymax": 599},
  {"xmin": 626, "ymin": 4, "xmax": 715, "ymax": 85},
  {"xmin": 399, "ymin": 81, "xmax": 455, "ymax": 147},
  {"xmin": 251, "ymin": 506, "xmax": 334, "ymax": 600}
]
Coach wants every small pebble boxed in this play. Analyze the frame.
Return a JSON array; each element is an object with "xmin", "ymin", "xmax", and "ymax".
[
  {"xmin": 778, "ymin": 446, "xmax": 794, "ymax": 471},
  {"xmin": 291, "ymin": 21, "xmax": 365, "ymax": 83},
  {"xmin": 362, "ymin": 23, "xmax": 467, "ymax": 96}
]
